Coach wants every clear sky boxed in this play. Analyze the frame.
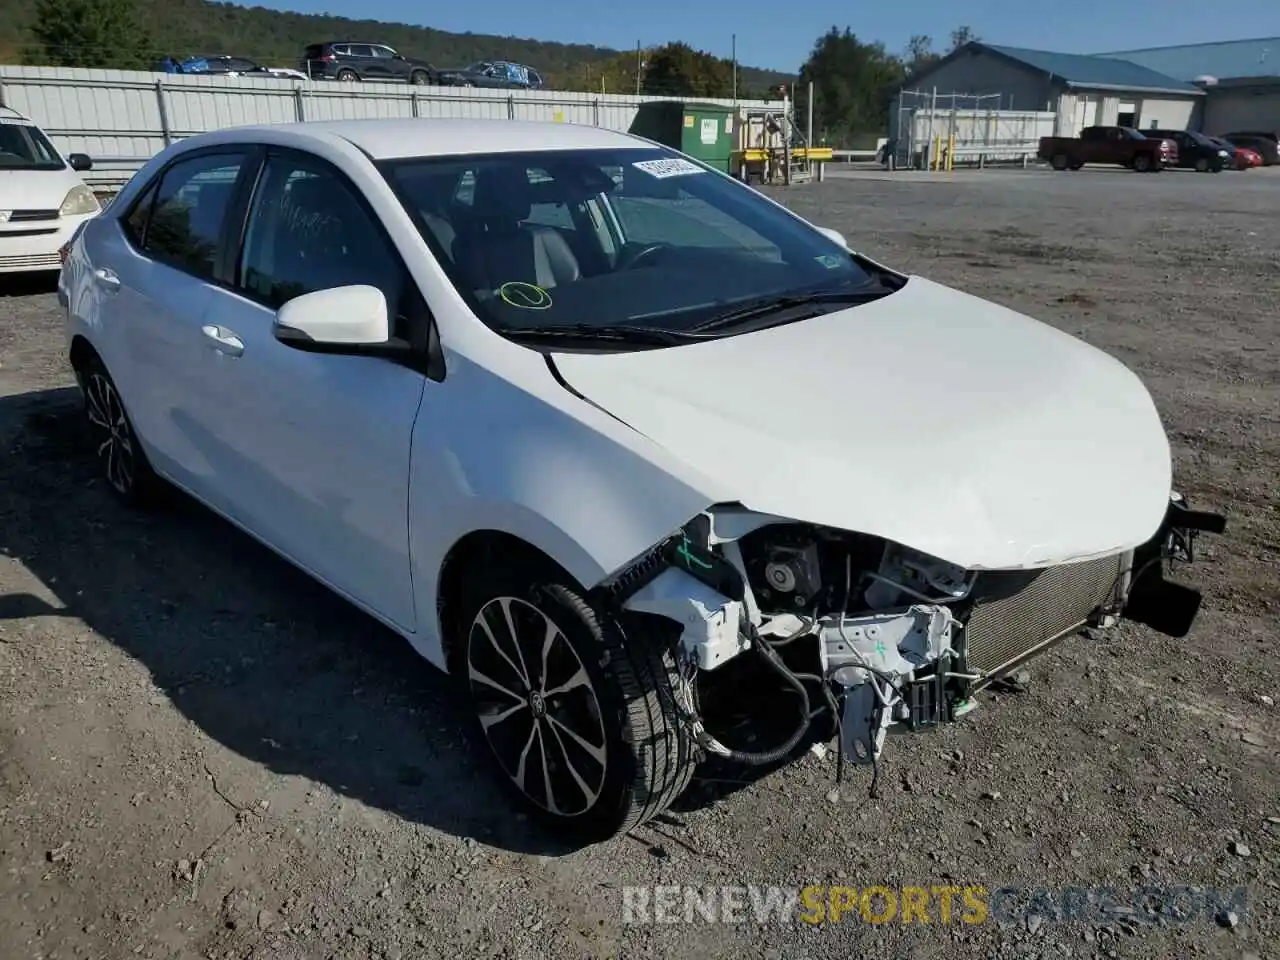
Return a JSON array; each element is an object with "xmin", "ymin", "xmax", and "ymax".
[{"xmin": 259, "ymin": 0, "xmax": 1279, "ymax": 72}]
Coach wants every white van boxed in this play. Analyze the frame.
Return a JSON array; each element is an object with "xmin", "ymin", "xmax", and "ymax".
[{"xmin": 0, "ymin": 106, "xmax": 100, "ymax": 275}]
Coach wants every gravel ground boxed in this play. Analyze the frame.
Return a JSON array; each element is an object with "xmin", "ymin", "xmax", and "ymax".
[{"xmin": 1, "ymin": 166, "xmax": 1277, "ymax": 960}]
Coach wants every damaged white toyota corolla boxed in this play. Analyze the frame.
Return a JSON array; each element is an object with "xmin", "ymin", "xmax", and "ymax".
[{"xmin": 59, "ymin": 118, "xmax": 1225, "ymax": 842}]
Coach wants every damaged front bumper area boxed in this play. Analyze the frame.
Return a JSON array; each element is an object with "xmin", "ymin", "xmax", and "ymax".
[{"xmin": 592, "ymin": 495, "xmax": 1226, "ymax": 788}]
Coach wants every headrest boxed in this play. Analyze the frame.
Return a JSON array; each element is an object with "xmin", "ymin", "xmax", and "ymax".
[{"xmin": 470, "ymin": 166, "xmax": 531, "ymax": 222}]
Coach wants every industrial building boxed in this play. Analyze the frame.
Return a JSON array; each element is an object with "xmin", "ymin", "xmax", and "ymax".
[
  {"xmin": 892, "ymin": 38, "xmax": 1280, "ymax": 144},
  {"xmin": 1096, "ymin": 38, "xmax": 1280, "ymax": 135}
]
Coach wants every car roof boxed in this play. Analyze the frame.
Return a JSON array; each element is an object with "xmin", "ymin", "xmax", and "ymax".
[
  {"xmin": 0, "ymin": 106, "xmax": 32, "ymax": 123},
  {"xmin": 191, "ymin": 118, "xmax": 650, "ymax": 160}
]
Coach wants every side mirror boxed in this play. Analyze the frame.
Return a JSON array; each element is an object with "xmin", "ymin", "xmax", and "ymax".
[
  {"xmin": 68, "ymin": 153, "xmax": 93, "ymax": 172},
  {"xmin": 273, "ymin": 285, "xmax": 408, "ymax": 359},
  {"xmin": 814, "ymin": 226, "xmax": 848, "ymax": 249}
]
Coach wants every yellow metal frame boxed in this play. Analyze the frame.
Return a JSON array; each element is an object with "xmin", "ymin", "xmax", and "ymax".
[{"xmin": 738, "ymin": 146, "xmax": 832, "ymax": 163}]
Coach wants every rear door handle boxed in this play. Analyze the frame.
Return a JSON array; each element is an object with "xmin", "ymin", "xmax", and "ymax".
[
  {"xmin": 92, "ymin": 267, "xmax": 120, "ymax": 292},
  {"xmin": 201, "ymin": 324, "xmax": 244, "ymax": 357}
]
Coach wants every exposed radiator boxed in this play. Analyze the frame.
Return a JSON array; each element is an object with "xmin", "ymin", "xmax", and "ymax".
[{"xmin": 962, "ymin": 553, "xmax": 1124, "ymax": 677}]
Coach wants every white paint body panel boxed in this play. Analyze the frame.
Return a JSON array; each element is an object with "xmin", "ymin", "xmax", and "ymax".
[
  {"xmin": 0, "ymin": 139, "xmax": 97, "ymax": 273},
  {"xmin": 551, "ymin": 276, "xmax": 1172, "ymax": 570},
  {"xmin": 62, "ymin": 118, "xmax": 1175, "ymax": 675}
]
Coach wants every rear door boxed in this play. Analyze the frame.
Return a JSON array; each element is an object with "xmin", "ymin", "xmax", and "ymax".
[
  {"xmin": 345, "ymin": 44, "xmax": 381, "ymax": 79},
  {"xmin": 83, "ymin": 147, "xmax": 258, "ymax": 506},
  {"xmin": 190, "ymin": 148, "xmax": 427, "ymax": 629},
  {"xmin": 1078, "ymin": 126, "xmax": 1106, "ymax": 162}
]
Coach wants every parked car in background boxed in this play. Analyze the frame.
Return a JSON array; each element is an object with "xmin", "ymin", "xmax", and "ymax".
[
  {"xmin": 436, "ymin": 60, "xmax": 543, "ymax": 89},
  {"xmin": 1216, "ymin": 132, "xmax": 1278, "ymax": 166},
  {"xmin": 1141, "ymin": 129, "xmax": 1230, "ymax": 172},
  {"xmin": 1038, "ymin": 125, "xmax": 1176, "ymax": 172},
  {"xmin": 57, "ymin": 116, "xmax": 1223, "ymax": 842},
  {"xmin": 300, "ymin": 42, "xmax": 437, "ymax": 85},
  {"xmin": 158, "ymin": 56, "xmax": 303, "ymax": 80},
  {"xmin": 0, "ymin": 106, "xmax": 98, "ymax": 275},
  {"xmin": 1208, "ymin": 137, "xmax": 1263, "ymax": 170}
]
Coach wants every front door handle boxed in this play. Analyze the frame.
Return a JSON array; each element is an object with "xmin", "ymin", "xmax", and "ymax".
[
  {"xmin": 201, "ymin": 324, "xmax": 244, "ymax": 357},
  {"xmin": 92, "ymin": 267, "xmax": 120, "ymax": 292}
]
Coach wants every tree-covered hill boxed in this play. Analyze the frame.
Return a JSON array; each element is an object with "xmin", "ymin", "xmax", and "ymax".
[{"xmin": 0, "ymin": 0, "xmax": 796, "ymax": 95}]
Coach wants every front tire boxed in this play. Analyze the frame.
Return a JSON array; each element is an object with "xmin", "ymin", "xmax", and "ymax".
[
  {"xmin": 1050, "ymin": 153, "xmax": 1069, "ymax": 170},
  {"xmin": 77, "ymin": 354, "xmax": 158, "ymax": 506},
  {"xmin": 410, "ymin": 70, "xmax": 430, "ymax": 85},
  {"xmin": 454, "ymin": 571, "xmax": 697, "ymax": 843}
]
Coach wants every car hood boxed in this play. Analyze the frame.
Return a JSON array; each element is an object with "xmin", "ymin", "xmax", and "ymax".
[
  {"xmin": 0, "ymin": 166, "xmax": 79, "ymax": 208},
  {"xmin": 550, "ymin": 276, "xmax": 1172, "ymax": 571}
]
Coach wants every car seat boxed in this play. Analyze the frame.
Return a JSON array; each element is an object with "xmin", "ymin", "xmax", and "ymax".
[{"xmin": 450, "ymin": 165, "xmax": 581, "ymax": 294}]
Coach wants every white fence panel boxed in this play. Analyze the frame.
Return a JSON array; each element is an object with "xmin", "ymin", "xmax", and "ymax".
[
  {"xmin": 900, "ymin": 108, "xmax": 1058, "ymax": 165},
  {"xmin": 0, "ymin": 65, "xmax": 782, "ymax": 189}
]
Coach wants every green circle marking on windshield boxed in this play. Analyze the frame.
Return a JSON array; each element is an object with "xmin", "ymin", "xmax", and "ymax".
[{"xmin": 499, "ymin": 282, "xmax": 553, "ymax": 309}]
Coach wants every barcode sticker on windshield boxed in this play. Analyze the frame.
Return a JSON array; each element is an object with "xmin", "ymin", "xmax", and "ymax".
[{"xmin": 632, "ymin": 158, "xmax": 705, "ymax": 179}]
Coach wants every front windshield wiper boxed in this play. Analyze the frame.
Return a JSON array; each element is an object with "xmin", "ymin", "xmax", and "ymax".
[
  {"xmin": 690, "ymin": 285, "xmax": 893, "ymax": 333},
  {"xmin": 500, "ymin": 323, "xmax": 713, "ymax": 346}
]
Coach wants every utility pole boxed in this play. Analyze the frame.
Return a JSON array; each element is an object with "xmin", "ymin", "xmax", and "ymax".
[
  {"xmin": 635, "ymin": 40, "xmax": 642, "ymax": 96},
  {"xmin": 731, "ymin": 34, "xmax": 738, "ymax": 104}
]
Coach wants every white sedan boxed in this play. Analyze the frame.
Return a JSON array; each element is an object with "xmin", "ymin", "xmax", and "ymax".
[{"xmin": 59, "ymin": 117, "xmax": 1224, "ymax": 842}]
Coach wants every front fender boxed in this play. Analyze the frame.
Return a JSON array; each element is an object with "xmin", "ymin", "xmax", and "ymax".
[{"xmin": 406, "ymin": 354, "xmax": 729, "ymax": 667}]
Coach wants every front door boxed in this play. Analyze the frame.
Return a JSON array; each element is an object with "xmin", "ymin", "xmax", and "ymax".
[{"xmin": 191, "ymin": 149, "xmax": 426, "ymax": 630}]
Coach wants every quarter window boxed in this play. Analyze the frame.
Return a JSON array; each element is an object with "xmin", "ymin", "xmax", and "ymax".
[
  {"xmin": 122, "ymin": 180, "xmax": 157, "ymax": 247},
  {"xmin": 134, "ymin": 152, "xmax": 248, "ymax": 279},
  {"xmin": 237, "ymin": 155, "xmax": 407, "ymax": 321}
]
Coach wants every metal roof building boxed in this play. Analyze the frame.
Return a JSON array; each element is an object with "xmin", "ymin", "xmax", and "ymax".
[
  {"xmin": 981, "ymin": 45, "xmax": 1201, "ymax": 95},
  {"xmin": 1095, "ymin": 39, "xmax": 1280, "ymax": 135},
  {"xmin": 893, "ymin": 42, "xmax": 1204, "ymax": 142},
  {"xmin": 1095, "ymin": 38, "xmax": 1280, "ymax": 82},
  {"xmin": 892, "ymin": 39, "xmax": 1280, "ymax": 147}
]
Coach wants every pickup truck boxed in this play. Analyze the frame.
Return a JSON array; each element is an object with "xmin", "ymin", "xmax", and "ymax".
[{"xmin": 1038, "ymin": 125, "xmax": 1177, "ymax": 172}]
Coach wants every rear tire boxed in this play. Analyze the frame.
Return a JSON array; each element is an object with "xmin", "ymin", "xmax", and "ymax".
[
  {"xmin": 1133, "ymin": 153, "xmax": 1152, "ymax": 172},
  {"xmin": 76, "ymin": 353, "xmax": 159, "ymax": 507},
  {"xmin": 453, "ymin": 570, "xmax": 698, "ymax": 843}
]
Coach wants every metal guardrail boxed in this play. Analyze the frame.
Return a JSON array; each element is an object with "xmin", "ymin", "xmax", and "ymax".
[{"xmin": 829, "ymin": 149, "xmax": 880, "ymax": 162}]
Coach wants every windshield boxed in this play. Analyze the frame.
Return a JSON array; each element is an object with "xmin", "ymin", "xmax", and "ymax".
[
  {"xmin": 0, "ymin": 120, "xmax": 65, "ymax": 171},
  {"xmin": 380, "ymin": 147, "xmax": 880, "ymax": 341}
]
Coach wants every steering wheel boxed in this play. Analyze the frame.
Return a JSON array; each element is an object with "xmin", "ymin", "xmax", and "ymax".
[{"xmin": 619, "ymin": 243, "xmax": 672, "ymax": 269}]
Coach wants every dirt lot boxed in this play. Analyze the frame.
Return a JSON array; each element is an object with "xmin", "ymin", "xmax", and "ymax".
[{"xmin": 1, "ymin": 167, "xmax": 1277, "ymax": 960}]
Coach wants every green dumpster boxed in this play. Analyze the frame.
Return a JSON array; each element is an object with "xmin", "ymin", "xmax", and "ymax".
[{"xmin": 628, "ymin": 100, "xmax": 736, "ymax": 173}]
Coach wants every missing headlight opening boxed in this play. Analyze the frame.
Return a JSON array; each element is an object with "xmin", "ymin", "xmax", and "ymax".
[{"xmin": 609, "ymin": 497, "xmax": 1225, "ymax": 798}]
